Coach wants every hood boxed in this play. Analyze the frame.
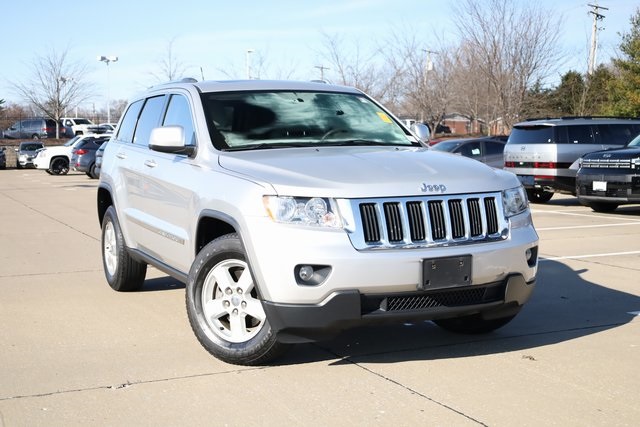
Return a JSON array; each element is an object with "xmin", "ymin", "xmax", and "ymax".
[
  {"xmin": 218, "ymin": 146, "xmax": 519, "ymax": 198},
  {"xmin": 584, "ymin": 146, "xmax": 640, "ymax": 159}
]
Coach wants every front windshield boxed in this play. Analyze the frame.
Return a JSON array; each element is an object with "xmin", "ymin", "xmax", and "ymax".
[
  {"xmin": 627, "ymin": 134, "xmax": 640, "ymax": 147},
  {"xmin": 201, "ymin": 91, "xmax": 414, "ymax": 150}
]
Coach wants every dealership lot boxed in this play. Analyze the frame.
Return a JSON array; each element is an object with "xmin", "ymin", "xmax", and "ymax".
[{"xmin": 0, "ymin": 169, "xmax": 639, "ymax": 426}]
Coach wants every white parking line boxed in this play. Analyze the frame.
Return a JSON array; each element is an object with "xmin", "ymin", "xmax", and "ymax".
[
  {"xmin": 531, "ymin": 209, "xmax": 640, "ymax": 222},
  {"xmin": 540, "ymin": 251, "xmax": 640, "ymax": 261},
  {"xmin": 538, "ymin": 223, "xmax": 640, "ymax": 231}
]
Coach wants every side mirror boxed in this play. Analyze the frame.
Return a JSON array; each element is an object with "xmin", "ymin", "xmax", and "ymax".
[
  {"xmin": 410, "ymin": 123, "xmax": 431, "ymax": 144},
  {"xmin": 149, "ymin": 126, "xmax": 196, "ymax": 156}
]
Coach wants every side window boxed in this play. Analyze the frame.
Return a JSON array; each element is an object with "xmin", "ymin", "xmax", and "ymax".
[
  {"xmin": 162, "ymin": 94, "xmax": 196, "ymax": 146},
  {"xmin": 566, "ymin": 125, "xmax": 595, "ymax": 144},
  {"xmin": 115, "ymin": 100, "xmax": 144, "ymax": 143},
  {"xmin": 457, "ymin": 141, "xmax": 481, "ymax": 158},
  {"xmin": 595, "ymin": 124, "xmax": 636, "ymax": 146},
  {"xmin": 485, "ymin": 141, "xmax": 505, "ymax": 155},
  {"xmin": 133, "ymin": 95, "xmax": 166, "ymax": 147}
]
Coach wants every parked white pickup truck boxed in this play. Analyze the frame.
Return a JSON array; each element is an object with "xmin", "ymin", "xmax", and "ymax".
[{"xmin": 61, "ymin": 117, "xmax": 96, "ymax": 136}]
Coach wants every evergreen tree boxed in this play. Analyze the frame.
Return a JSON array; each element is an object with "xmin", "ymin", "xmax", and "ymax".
[{"xmin": 607, "ymin": 8, "xmax": 640, "ymax": 116}]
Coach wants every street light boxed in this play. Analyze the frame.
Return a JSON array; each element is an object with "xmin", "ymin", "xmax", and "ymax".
[
  {"xmin": 245, "ymin": 49, "xmax": 255, "ymax": 79},
  {"xmin": 97, "ymin": 55, "xmax": 118, "ymax": 123}
]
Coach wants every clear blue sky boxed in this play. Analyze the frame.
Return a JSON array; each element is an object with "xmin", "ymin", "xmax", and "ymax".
[{"xmin": 1, "ymin": 0, "xmax": 638, "ymax": 110}]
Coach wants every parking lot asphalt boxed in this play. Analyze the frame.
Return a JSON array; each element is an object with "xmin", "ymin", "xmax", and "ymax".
[{"xmin": 0, "ymin": 169, "xmax": 639, "ymax": 426}]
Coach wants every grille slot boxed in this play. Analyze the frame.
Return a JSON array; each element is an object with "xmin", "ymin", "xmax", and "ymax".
[
  {"xmin": 407, "ymin": 201, "xmax": 425, "ymax": 241},
  {"xmin": 428, "ymin": 200, "xmax": 446, "ymax": 240},
  {"xmin": 350, "ymin": 193, "xmax": 506, "ymax": 249},
  {"xmin": 383, "ymin": 285, "xmax": 503, "ymax": 312},
  {"xmin": 467, "ymin": 198, "xmax": 483, "ymax": 237},
  {"xmin": 360, "ymin": 203, "xmax": 380, "ymax": 243},
  {"xmin": 383, "ymin": 202, "xmax": 403, "ymax": 242}
]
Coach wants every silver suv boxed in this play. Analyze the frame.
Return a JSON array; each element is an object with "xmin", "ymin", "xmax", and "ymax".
[{"xmin": 98, "ymin": 79, "xmax": 539, "ymax": 365}]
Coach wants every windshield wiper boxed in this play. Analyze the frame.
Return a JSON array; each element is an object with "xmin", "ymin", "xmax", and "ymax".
[
  {"xmin": 318, "ymin": 139, "xmax": 412, "ymax": 147},
  {"xmin": 224, "ymin": 142, "xmax": 312, "ymax": 151}
]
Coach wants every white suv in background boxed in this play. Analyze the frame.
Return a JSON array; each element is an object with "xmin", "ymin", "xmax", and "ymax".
[
  {"xmin": 34, "ymin": 134, "xmax": 109, "ymax": 175},
  {"xmin": 98, "ymin": 79, "xmax": 539, "ymax": 365}
]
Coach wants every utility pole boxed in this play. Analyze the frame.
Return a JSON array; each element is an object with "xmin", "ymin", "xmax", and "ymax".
[
  {"xmin": 587, "ymin": 3, "xmax": 608, "ymax": 76},
  {"xmin": 314, "ymin": 65, "xmax": 330, "ymax": 81}
]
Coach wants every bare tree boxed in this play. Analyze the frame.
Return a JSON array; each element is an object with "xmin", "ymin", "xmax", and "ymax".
[
  {"xmin": 317, "ymin": 32, "xmax": 398, "ymax": 106},
  {"xmin": 379, "ymin": 29, "xmax": 457, "ymax": 132},
  {"xmin": 10, "ymin": 48, "xmax": 92, "ymax": 138},
  {"xmin": 452, "ymin": 0, "xmax": 563, "ymax": 129},
  {"xmin": 149, "ymin": 37, "xmax": 191, "ymax": 82}
]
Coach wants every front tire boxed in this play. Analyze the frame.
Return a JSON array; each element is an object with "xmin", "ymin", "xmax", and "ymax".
[
  {"xmin": 434, "ymin": 310, "xmax": 520, "ymax": 334},
  {"xmin": 101, "ymin": 206, "xmax": 147, "ymax": 291},
  {"xmin": 588, "ymin": 202, "xmax": 619, "ymax": 213},
  {"xmin": 49, "ymin": 157, "xmax": 69, "ymax": 175},
  {"xmin": 186, "ymin": 233, "xmax": 288, "ymax": 365},
  {"xmin": 526, "ymin": 189, "xmax": 553, "ymax": 204}
]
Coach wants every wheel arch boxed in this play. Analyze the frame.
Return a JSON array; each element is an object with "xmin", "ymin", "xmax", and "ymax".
[
  {"xmin": 97, "ymin": 185, "xmax": 114, "ymax": 226},
  {"xmin": 195, "ymin": 210, "xmax": 240, "ymax": 256},
  {"xmin": 49, "ymin": 154, "xmax": 69, "ymax": 167}
]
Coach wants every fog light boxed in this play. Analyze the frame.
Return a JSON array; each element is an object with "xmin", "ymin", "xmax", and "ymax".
[
  {"xmin": 525, "ymin": 246, "xmax": 538, "ymax": 267},
  {"xmin": 299, "ymin": 265, "xmax": 314, "ymax": 281},
  {"xmin": 294, "ymin": 264, "xmax": 332, "ymax": 286}
]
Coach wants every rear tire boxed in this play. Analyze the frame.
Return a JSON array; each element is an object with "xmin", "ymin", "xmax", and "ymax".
[
  {"xmin": 186, "ymin": 233, "xmax": 288, "ymax": 365},
  {"xmin": 89, "ymin": 163, "xmax": 98, "ymax": 179},
  {"xmin": 101, "ymin": 206, "xmax": 147, "ymax": 291},
  {"xmin": 434, "ymin": 310, "xmax": 520, "ymax": 334},
  {"xmin": 526, "ymin": 189, "xmax": 553, "ymax": 204},
  {"xmin": 589, "ymin": 202, "xmax": 619, "ymax": 213}
]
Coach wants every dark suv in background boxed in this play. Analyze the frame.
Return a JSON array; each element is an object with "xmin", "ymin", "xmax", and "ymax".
[
  {"xmin": 576, "ymin": 132, "xmax": 640, "ymax": 212},
  {"xmin": 3, "ymin": 118, "xmax": 59, "ymax": 139},
  {"xmin": 504, "ymin": 117, "xmax": 640, "ymax": 203}
]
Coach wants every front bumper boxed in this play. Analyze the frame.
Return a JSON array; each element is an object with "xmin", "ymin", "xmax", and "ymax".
[
  {"xmin": 263, "ymin": 273, "xmax": 535, "ymax": 343},
  {"xmin": 576, "ymin": 169, "xmax": 640, "ymax": 203}
]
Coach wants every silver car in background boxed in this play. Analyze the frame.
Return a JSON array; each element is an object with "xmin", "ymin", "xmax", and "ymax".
[{"xmin": 504, "ymin": 117, "xmax": 640, "ymax": 203}]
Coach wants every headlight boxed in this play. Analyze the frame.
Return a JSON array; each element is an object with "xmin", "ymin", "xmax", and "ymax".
[
  {"xmin": 502, "ymin": 186, "xmax": 528, "ymax": 217},
  {"xmin": 263, "ymin": 196, "xmax": 342, "ymax": 228},
  {"xmin": 632, "ymin": 157, "xmax": 640, "ymax": 169}
]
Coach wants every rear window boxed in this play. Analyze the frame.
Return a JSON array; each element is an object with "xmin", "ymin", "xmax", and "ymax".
[{"xmin": 508, "ymin": 125, "xmax": 553, "ymax": 144}]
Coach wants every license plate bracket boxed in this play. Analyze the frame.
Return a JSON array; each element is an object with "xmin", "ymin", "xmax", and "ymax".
[{"xmin": 420, "ymin": 255, "xmax": 472, "ymax": 290}]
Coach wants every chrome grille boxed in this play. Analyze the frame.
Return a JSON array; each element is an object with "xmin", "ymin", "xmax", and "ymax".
[
  {"xmin": 582, "ymin": 158, "xmax": 632, "ymax": 169},
  {"xmin": 347, "ymin": 193, "xmax": 508, "ymax": 250}
]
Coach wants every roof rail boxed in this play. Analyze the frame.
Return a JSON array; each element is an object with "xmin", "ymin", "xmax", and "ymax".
[{"xmin": 525, "ymin": 115, "xmax": 640, "ymax": 121}]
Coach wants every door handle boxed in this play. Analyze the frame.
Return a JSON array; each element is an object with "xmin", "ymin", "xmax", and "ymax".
[
  {"xmin": 116, "ymin": 152, "xmax": 126, "ymax": 159},
  {"xmin": 144, "ymin": 160, "xmax": 157, "ymax": 168}
]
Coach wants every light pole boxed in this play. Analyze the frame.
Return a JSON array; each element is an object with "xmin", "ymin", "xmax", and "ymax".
[
  {"xmin": 97, "ymin": 55, "xmax": 118, "ymax": 123},
  {"xmin": 245, "ymin": 49, "xmax": 255, "ymax": 79}
]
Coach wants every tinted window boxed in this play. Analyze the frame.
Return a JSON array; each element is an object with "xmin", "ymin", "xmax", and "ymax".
[
  {"xmin": 595, "ymin": 124, "xmax": 640, "ymax": 146},
  {"xmin": 485, "ymin": 141, "xmax": 505, "ymax": 155},
  {"xmin": 133, "ymin": 96, "xmax": 166, "ymax": 147},
  {"xmin": 508, "ymin": 126, "xmax": 554, "ymax": 144},
  {"xmin": 456, "ymin": 141, "xmax": 481, "ymax": 158},
  {"xmin": 162, "ymin": 94, "xmax": 195, "ymax": 146},
  {"xmin": 565, "ymin": 125, "xmax": 595, "ymax": 144},
  {"xmin": 116, "ymin": 100, "xmax": 144, "ymax": 144}
]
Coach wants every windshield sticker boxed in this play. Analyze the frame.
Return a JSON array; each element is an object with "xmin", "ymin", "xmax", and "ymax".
[{"xmin": 376, "ymin": 112, "xmax": 393, "ymax": 124}]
